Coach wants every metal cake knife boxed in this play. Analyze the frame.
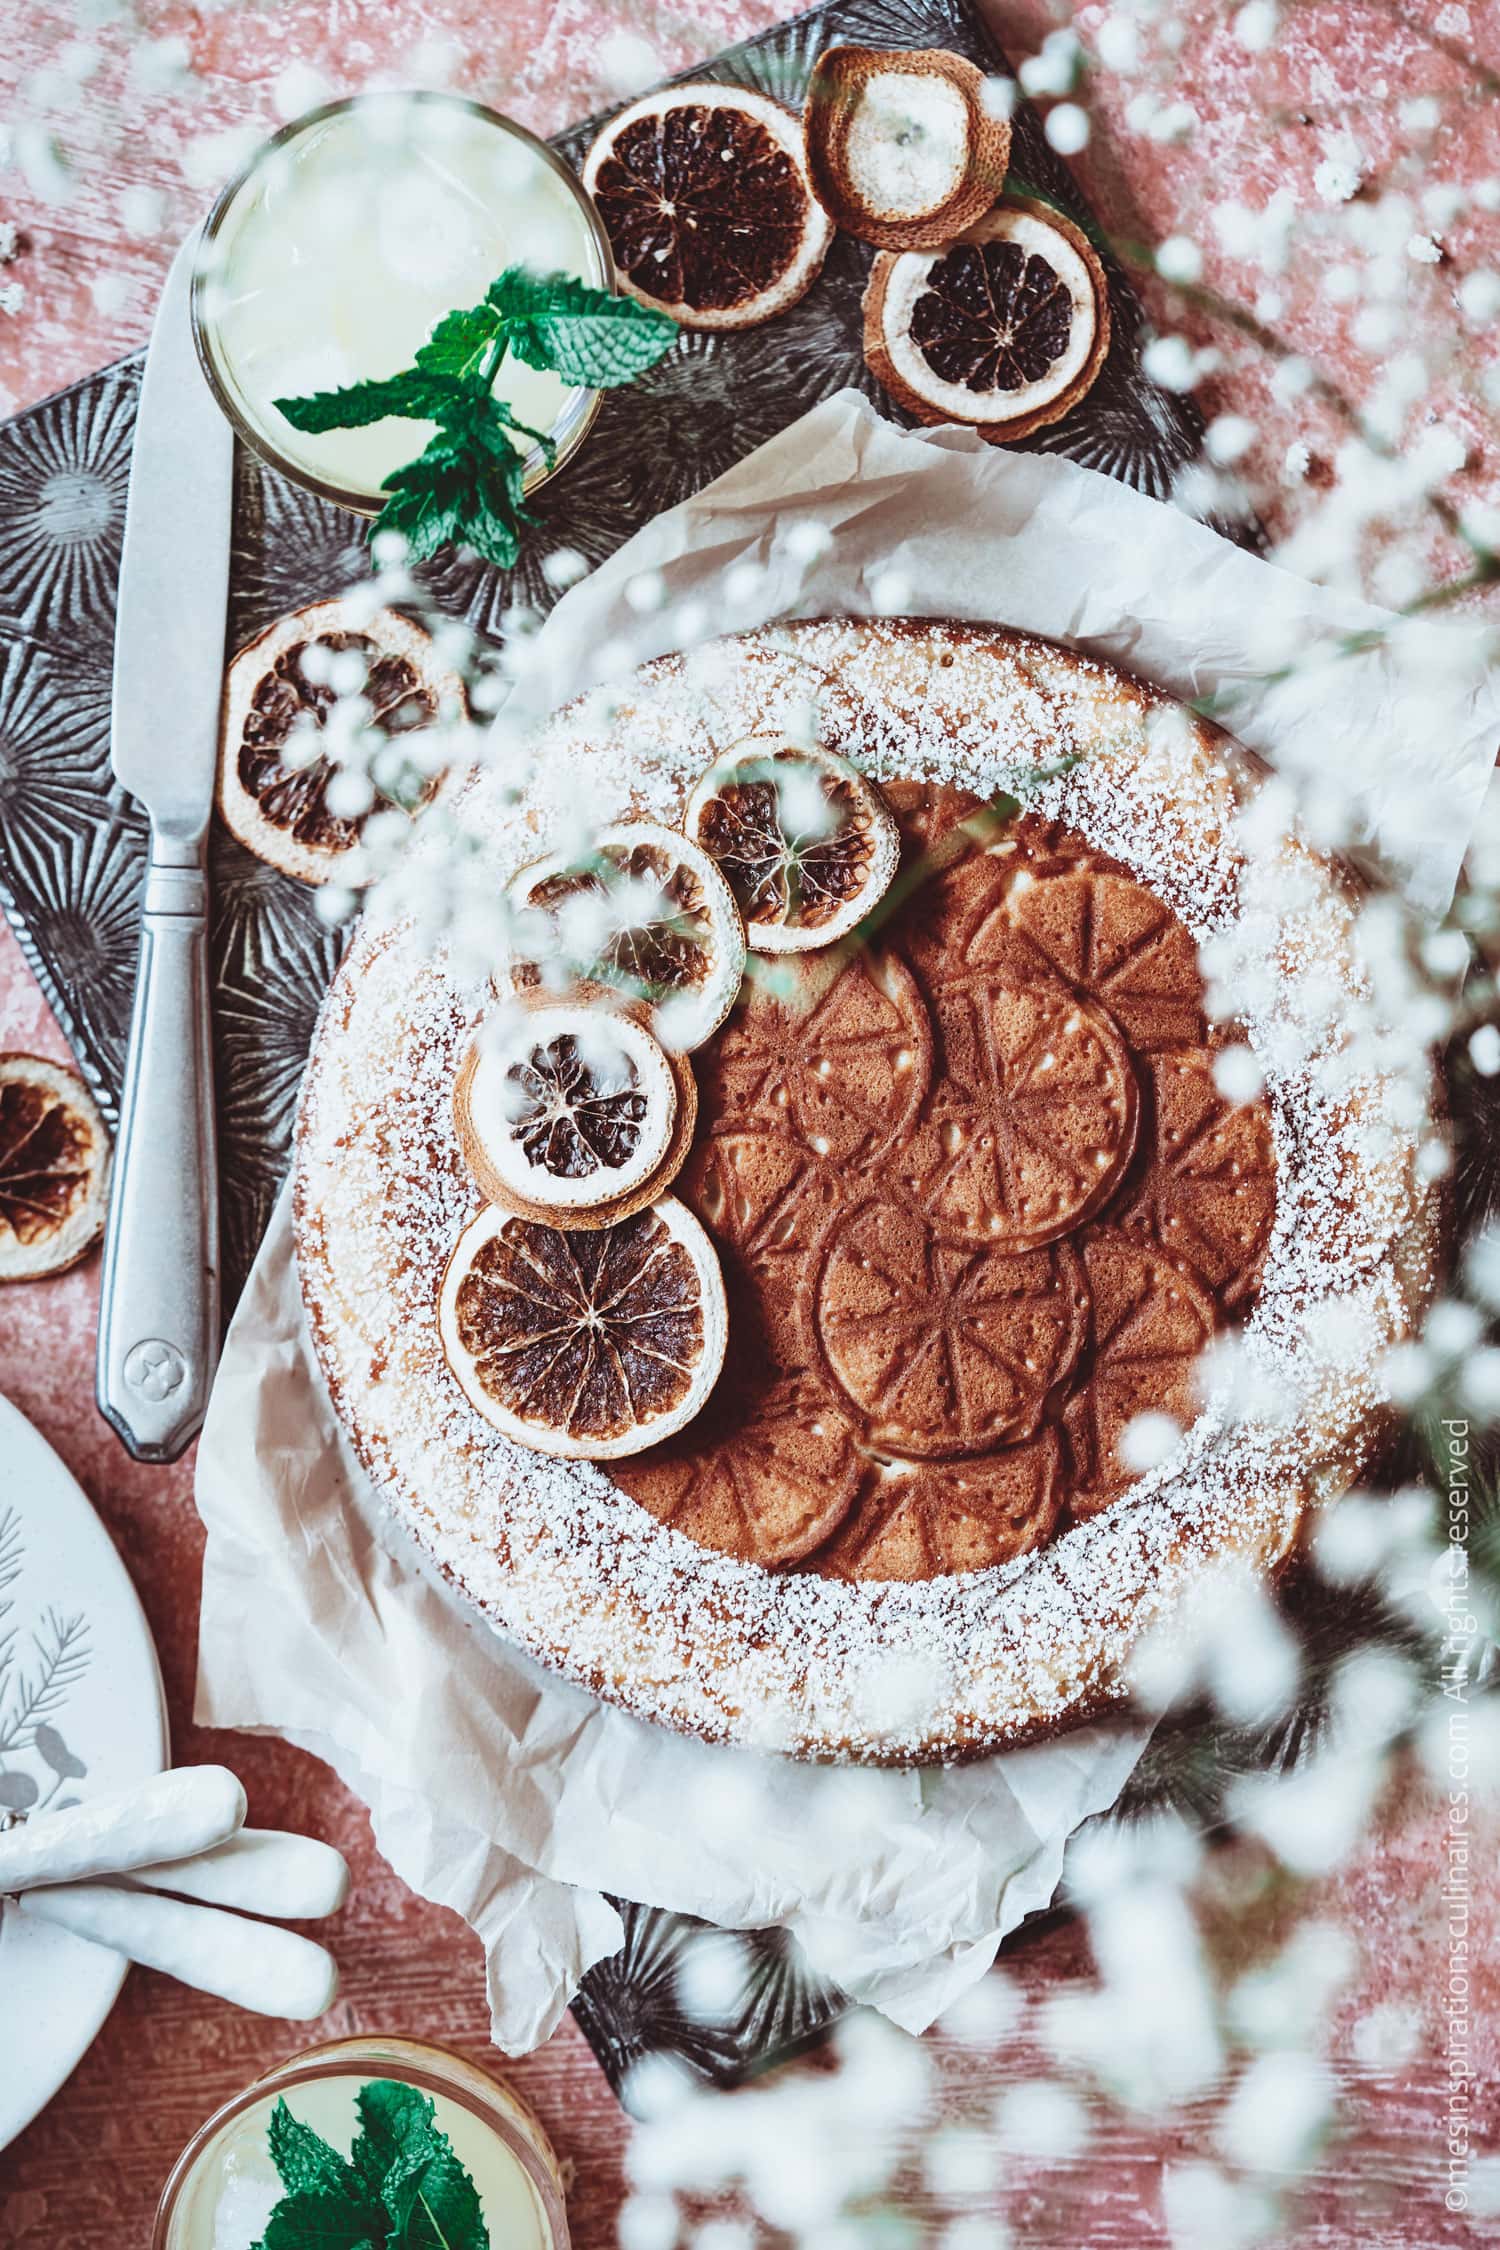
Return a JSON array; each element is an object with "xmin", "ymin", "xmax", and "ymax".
[{"xmin": 96, "ymin": 228, "xmax": 232, "ymax": 1461}]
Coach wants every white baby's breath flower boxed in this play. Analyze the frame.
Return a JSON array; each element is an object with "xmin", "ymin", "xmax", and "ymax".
[
  {"xmin": 1162, "ymin": 2161, "xmax": 1276, "ymax": 2250},
  {"xmin": 1218, "ymin": 2052, "xmax": 1334, "ymax": 2175},
  {"xmin": 868, "ymin": 566, "xmax": 912, "ymax": 614},
  {"xmin": 1094, "ymin": 14, "xmax": 1141, "ymax": 71},
  {"xmin": 1156, "ymin": 235, "xmax": 1203, "ymax": 284},
  {"xmin": 782, "ymin": 516, "xmax": 834, "ymax": 564},
  {"xmin": 979, "ymin": 75, "xmax": 1018, "ymax": 123},
  {"xmin": 1315, "ymin": 158, "xmax": 1362, "ymax": 204},
  {"xmin": 273, "ymin": 60, "xmax": 330, "ymax": 119},
  {"xmin": 1399, "ymin": 94, "xmax": 1442, "ymax": 134},
  {"xmin": 1119, "ymin": 1409, "xmax": 1183, "ymax": 1473},
  {"xmin": 1205, "ymin": 413, "xmax": 1257, "ymax": 464},
  {"xmin": 992, "ymin": 2080, "xmax": 1090, "ymax": 2159},
  {"xmin": 1143, "ymin": 334, "xmax": 1216, "ymax": 391},
  {"xmin": 618, "ymin": 2196, "xmax": 678, "ymax": 2250},
  {"xmin": 939, "ymin": 1968, "xmax": 1024, "ymax": 2047},
  {"xmin": 1018, "ymin": 29, "xmax": 1083, "ymax": 99},
  {"xmin": 1459, "ymin": 269, "xmax": 1500, "ymax": 325},
  {"xmin": 1233, "ymin": 0, "xmax": 1280, "ymax": 51},
  {"xmin": 1044, "ymin": 101, "xmax": 1091, "ymax": 155},
  {"xmin": 597, "ymin": 30, "xmax": 660, "ymax": 97}
]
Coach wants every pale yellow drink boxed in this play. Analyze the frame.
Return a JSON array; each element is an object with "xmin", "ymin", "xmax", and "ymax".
[
  {"xmin": 155, "ymin": 2040, "xmax": 568, "ymax": 2250},
  {"xmin": 195, "ymin": 93, "xmax": 610, "ymax": 509}
]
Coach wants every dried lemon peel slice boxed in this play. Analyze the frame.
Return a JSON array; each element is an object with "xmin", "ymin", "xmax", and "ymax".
[
  {"xmin": 505, "ymin": 821, "xmax": 747, "ymax": 1053},
  {"xmin": 437, "ymin": 1195, "xmax": 729, "ymax": 1460},
  {"xmin": 455, "ymin": 995, "xmax": 679, "ymax": 1219},
  {"xmin": 803, "ymin": 45, "xmax": 1012, "ymax": 252},
  {"xmin": 582, "ymin": 84, "xmax": 833, "ymax": 331},
  {"xmin": 218, "ymin": 598, "xmax": 468, "ymax": 887},
  {"xmin": 864, "ymin": 199, "xmax": 1112, "ymax": 443},
  {"xmin": 683, "ymin": 738, "xmax": 900, "ymax": 955},
  {"xmin": 0, "ymin": 1053, "xmax": 111, "ymax": 1282}
]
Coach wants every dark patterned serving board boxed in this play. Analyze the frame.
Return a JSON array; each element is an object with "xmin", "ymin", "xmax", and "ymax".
[{"xmin": 0, "ymin": 0, "xmax": 1217, "ymax": 2099}]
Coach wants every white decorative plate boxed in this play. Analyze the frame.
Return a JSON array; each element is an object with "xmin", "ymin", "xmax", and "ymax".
[{"xmin": 0, "ymin": 1393, "xmax": 168, "ymax": 2152}]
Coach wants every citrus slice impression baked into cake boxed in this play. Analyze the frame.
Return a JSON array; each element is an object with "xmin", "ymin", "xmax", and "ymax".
[{"xmin": 294, "ymin": 619, "xmax": 1439, "ymax": 1764}]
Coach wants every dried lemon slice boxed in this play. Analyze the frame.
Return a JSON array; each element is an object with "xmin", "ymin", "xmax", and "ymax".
[
  {"xmin": 0, "ymin": 1054, "xmax": 111, "ymax": 1282},
  {"xmin": 218, "ymin": 598, "xmax": 466, "ymax": 885},
  {"xmin": 506, "ymin": 821, "xmax": 746, "ymax": 1053},
  {"xmin": 438, "ymin": 1196, "xmax": 728, "ymax": 1460},
  {"xmin": 863, "ymin": 199, "xmax": 1111, "ymax": 444},
  {"xmin": 683, "ymin": 739, "xmax": 899, "ymax": 953},
  {"xmin": 454, "ymin": 994, "xmax": 683, "ymax": 1223},
  {"xmin": 582, "ymin": 84, "xmax": 833, "ymax": 331}
]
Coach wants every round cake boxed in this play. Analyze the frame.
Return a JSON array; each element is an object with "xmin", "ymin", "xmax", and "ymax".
[{"xmin": 294, "ymin": 619, "xmax": 1438, "ymax": 1764}]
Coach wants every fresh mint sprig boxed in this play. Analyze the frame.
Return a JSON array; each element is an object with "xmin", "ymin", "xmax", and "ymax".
[
  {"xmin": 252, "ymin": 2080, "xmax": 493, "ymax": 2250},
  {"xmin": 275, "ymin": 266, "xmax": 679, "ymax": 569}
]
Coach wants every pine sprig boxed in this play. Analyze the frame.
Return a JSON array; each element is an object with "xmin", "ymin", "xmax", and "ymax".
[
  {"xmin": 253, "ymin": 2084, "xmax": 491, "ymax": 2250},
  {"xmin": 275, "ymin": 266, "xmax": 678, "ymax": 567}
]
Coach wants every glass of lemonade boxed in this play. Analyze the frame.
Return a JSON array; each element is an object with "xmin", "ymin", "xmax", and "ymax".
[
  {"xmin": 152, "ymin": 2035, "xmax": 571, "ymax": 2250},
  {"xmin": 192, "ymin": 90, "xmax": 613, "ymax": 514}
]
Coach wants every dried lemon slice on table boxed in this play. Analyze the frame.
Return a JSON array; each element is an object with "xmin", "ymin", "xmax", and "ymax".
[
  {"xmin": 453, "ymin": 991, "xmax": 694, "ymax": 1227},
  {"xmin": 218, "ymin": 598, "xmax": 466, "ymax": 885},
  {"xmin": 438, "ymin": 1196, "xmax": 728, "ymax": 1460},
  {"xmin": 684, "ymin": 738, "xmax": 900, "ymax": 953},
  {"xmin": 505, "ymin": 822, "xmax": 746, "ymax": 1053},
  {"xmin": 0, "ymin": 1055, "xmax": 111, "ymax": 1282}
]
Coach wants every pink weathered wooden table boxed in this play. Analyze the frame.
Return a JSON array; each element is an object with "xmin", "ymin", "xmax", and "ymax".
[{"xmin": 0, "ymin": 4, "xmax": 1495, "ymax": 2242}]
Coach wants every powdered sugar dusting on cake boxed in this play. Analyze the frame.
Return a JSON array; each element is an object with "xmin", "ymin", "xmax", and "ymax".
[{"xmin": 293, "ymin": 620, "xmax": 1437, "ymax": 1763}]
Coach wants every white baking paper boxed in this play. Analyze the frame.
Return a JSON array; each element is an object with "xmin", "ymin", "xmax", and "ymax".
[{"xmin": 195, "ymin": 392, "xmax": 1499, "ymax": 2057}]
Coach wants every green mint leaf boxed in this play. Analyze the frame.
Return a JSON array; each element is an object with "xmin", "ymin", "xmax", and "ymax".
[
  {"xmin": 486, "ymin": 267, "xmax": 678, "ymax": 387},
  {"xmin": 274, "ymin": 372, "xmax": 468, "ymax": 434},
  {"xmin": 351, "ymin": 2080, "xmax": 437, "ymax": 2195},
  {"xmin": 500, "ymin": 272, "xmax": 678, "ymax": 388},
  {"xmin": 434, "ymin": 390, "xmax": 554, "ymax": 463},
  {"xmin": 375, "ymin": 442, "xmax": 475, "ymax": 563},
  {"xmin": 384, "ymin": 2145, "xmax": 489, "ymax": 2250},
  {"xmin": 266, "ymin": 2099, "xmax": 364, "ymax": 2202},
  {"xmin": 413, "ymin": 303, "xmax": 503, "ymax": 383},
  {"xmin": 482, "ymin": 265, "xmax": 559, "ymax": 323},
  {"xmin": 254, "ymin": 2188, "xmax": 382, "ymax": 2250},
  {"xmin": 511, "ymin": 308, "xmax": 677, "ymax": 387}
]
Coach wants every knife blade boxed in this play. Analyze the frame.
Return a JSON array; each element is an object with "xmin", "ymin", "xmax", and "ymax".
[{"xmin": 96, "ymin": 224, "xmax": 232, "ymax": 1462}]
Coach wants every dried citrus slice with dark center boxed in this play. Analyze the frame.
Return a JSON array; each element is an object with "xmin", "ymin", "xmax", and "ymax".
[
  {"xmin": 507, "ymin": 823, "xmax": 745, "ymax": 1053},
  {"xmin": 899, "ymin": 981, "xmax": 1139, "ymax": 1247},
  {"xmin": 810, "ymin": 1198, "xmax": 1088, "ymax": 1460},
  {"xmin": 0, "ymin": 1054, "xmax": 111, "ymax": 1281},
  {"xmin": 582, "ymin": 85, "xmax": 833, "ymax": 330},
  {"xmin": 218, "ymin": 598, "xmax": 464, "ymax": 885},
  {"xmin": 684, "ymin": 739, "xmax": 899, "ymax": 953},
  {"xmin": 454, "ymin": 998, "xmax": 679, "ymax": 1219},
  {"xmin": 1061, "ymin": 1229, "xmax": 1217, "ymax": 1519},
  {"xmin": 817, "ymin": 1429, "xmax": 1064, "ymax": 1582},
  {"xmin": 617, "ymin": 1373, "xmax": 863, "ymax": 1568},
  {"xmin": 438, "ymin": 1196, "xmax": 727, "ymax": 1461},
  {"xmin": 864, "ymin": 200, "xmax": 1110, "ymax": 441},
  {"xmin": 699, "ymin": 946, "xmax": 933, "ymax": 1169}
]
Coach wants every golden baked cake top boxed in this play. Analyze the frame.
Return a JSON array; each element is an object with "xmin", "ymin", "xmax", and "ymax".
[{"xmin": 294, "ymin": 619, "xmax": 1437, "ymax": 1765}]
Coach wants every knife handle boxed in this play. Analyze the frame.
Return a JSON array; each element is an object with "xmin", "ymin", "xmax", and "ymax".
[{"xmin": 96, "ymin": 826, "xmax": 220, "ymax": 1463}]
